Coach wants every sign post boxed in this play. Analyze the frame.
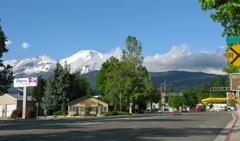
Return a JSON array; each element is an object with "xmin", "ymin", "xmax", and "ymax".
[
  {"xmin": 13, "ymin": 77, "xmax": 38, "ymax": 119},
  {"xmin": 35, "ymin": 102, "xmax": 39, "ymax": 118}
]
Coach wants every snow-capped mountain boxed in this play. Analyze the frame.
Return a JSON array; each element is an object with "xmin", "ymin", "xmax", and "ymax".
[
  {"xmin": 3, "ymin": 55, "xmax": 57, "ymax": 77},
  {"xmin": 3, "ymin": 50, "xmax": 107, "ymax": 77},
  {"xmin": 59, "ymin": 50, "xmax": 104, "ymax": 74}
]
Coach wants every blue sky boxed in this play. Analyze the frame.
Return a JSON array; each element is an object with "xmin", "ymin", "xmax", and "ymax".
[{"xmin": 0, "ymin": 0, "xmax": 228, "ymax": 74}]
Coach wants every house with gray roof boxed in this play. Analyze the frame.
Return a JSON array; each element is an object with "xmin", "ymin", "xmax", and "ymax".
[{"xmin": 0, "ymin": 93, "xmax": 36, "ymax": 117}]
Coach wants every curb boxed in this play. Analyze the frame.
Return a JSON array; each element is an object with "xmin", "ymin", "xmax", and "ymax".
[{"xmin": 225, "ymin": 112, "xmax": 238, "ymax": 141}]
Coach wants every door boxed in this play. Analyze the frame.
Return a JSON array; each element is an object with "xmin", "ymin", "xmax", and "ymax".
[
  {"xmin": 6, "ymin": 104, "xmax": 16, "ymax": 117},
  {"xmin": 0, "ymin": 105, "xmax": 2, "ymax": 117}
]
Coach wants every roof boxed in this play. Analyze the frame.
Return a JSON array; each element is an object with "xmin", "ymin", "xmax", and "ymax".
[
  {"xmin": 5, "ymin": 93, "xmax": 35, "ymax": 101},
  {"xmin": 67, "ymin": 95, "xmax": 108, "ymax": 106},
  {"xmin": 67, "ymin": 95, "xmax": 91, "ymax": 105}
]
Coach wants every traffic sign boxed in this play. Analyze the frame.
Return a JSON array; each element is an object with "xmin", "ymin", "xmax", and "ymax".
[
  {"xmin": 230, "ymin": 73, "xmax": 240, "ymax": 91},
  {"xmin": 226, "ymin": 44, "xmax": 240, "ymax": 67},
  {"xmin": 226, "ymin": 36, "xmax": 240, "ymax": 43},
  {"xmin": 227, "ymin": 92, "xmax": 234, "ymax": 99}
]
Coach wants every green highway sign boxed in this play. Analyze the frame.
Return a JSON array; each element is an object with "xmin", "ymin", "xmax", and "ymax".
[{"xmin": 226, "ymin": 36, "xmax": 240, "ymax": 43}]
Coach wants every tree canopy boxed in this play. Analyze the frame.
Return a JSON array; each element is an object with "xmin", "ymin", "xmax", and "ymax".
[
  {"xmin": 199, "ymin": 0, "xmax": 240, "ymax": 37},
  {"xmin": 0, "ymin": 22, "xmax": 13, "ymax": 95},
  {"xmin": 199, "ymin": 0, "xmax": 240, "ymax": 74},
  {"xmin": 41, "ymin": 62, "xmax": 93, "ymax": 113},
  {"xmin": 97, "ymin": 36, "xmax": 157, "ymax": 112}
]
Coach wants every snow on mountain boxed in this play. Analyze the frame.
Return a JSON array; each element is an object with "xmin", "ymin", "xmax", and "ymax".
[
  {"xmin": 3, "ymin": 55, "xmax": 57, "ymax": 76},
  {"xmin": 60, "ymin": 50, "xmax": 105, "ymax": 74},
  {"xmin": 3, "ymin": 50, "xmax": 107, "ymax": 77}
]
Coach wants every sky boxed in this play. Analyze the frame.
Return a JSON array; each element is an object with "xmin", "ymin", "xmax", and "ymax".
[{"xmin": 0, "ymin": 0, "xmax": 228, "ymax": 74}]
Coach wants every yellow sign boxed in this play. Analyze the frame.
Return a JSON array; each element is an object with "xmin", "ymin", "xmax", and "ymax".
[
  {"xmin": 227, "ymin": 92, "xmax": 234, "ymax": 99},
  {"xmin": 227, "ymin": 44, "xmax": 240, "ymax": 67}
]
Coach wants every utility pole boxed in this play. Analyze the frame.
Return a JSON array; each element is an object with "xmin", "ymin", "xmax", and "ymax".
[
  {"xmin": 119, "ymin": 92, "xmax": 122, "ymax": 112},
  {"xmin": 161, "ymin": 80, "xmax": 166, "ymax": 112}
]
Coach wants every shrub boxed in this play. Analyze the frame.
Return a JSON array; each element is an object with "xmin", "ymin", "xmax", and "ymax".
[
  {"xmin": 11, "ymin": 109, "xmax": 22, "ymax": 119},
  {"xmin": 84, "ymin": 106, "xmax": 92, "ymax": 111},
  {"xmin": 202, "ymin": 104, "xmax": 207, "ymax": 111},
  {"xmin": 71, "ymin": 113, "xmax": 79, "ymax": 117},
  {"xmin": 61, "ymin": 102, "xmax": 66, "ymax": 116},
  {"xmin": 107, "ymin": 111, "xmax": 118, "ymax": 116},
  {"xmin": 53, "ymin": 110, "xmax": 62, "ymax": 116},
  {"xmin": 84, "ymin": 106, "xmax": 92, "ymax": 116},
  {"xmin": 25, "ymin": 108, "xmax": 35, "ymax": 119}
]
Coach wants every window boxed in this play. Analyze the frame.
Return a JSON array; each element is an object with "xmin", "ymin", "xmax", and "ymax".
[
  {"xmin": 91, "ymin": 106, "xmax": 96, "ymax": 112},
  {"xmin": 103, "ymin": 107, "xmax": 107, "ymax": 112},
  {"xmin": 80, "ymin": 106, "xmax": 84, "ymax": 112},
  {"xmin": 72, "ymin": 106, "xmax": 76, "ymax": 112}
]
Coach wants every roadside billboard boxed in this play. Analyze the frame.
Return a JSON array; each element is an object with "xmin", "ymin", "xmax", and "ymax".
[{"xmin": 13, "ymin": 77, "xmax": 38, "ymax": 87}]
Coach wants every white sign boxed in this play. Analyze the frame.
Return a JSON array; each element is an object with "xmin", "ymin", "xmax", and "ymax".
[{"xmin": 14, "ymin": 77, "xmax": 38, "ymax": 87}]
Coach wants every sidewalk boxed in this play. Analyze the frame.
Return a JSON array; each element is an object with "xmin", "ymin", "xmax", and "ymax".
[{"xmin": 227, "ymin": 112, "xmax": 240, "ymax": 141}]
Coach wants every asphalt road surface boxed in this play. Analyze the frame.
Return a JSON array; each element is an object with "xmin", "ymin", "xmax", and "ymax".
[{"xmin": 0, "ymin": 112, "xmax": 232, "ymax": 141}]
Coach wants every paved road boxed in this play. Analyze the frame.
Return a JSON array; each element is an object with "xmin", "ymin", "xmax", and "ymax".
[{"xmin": 0, "ymin": 112, "xmax": 232, "ymax": 141}]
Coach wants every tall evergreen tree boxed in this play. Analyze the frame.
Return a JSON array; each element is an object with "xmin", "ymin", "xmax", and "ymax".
[
  {"xmin": 32, "ymin": 76, "xmax": 46, "ymax": 102},
  {"xmin": 41, "ymin": 63, "xmax": 68, "ymax": 112},
  {"xmin": 41, "ymin": 62, "xmax": 93, "ymax": 113},
  {"xmin": 69, "ymin": 72, "xmax": 93, "ymax": 101},
  {"xmin": 0, "ymin": 22, "xmax": 13, "ymax": 95},
  {"xmin": 41, "ymin": 73, "xmax": 59, "ymax": 112}
]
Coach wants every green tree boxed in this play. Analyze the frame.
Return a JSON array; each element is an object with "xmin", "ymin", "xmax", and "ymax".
[
  {"xmin": 69, "ymin": 72, "xmax": 93, "ymax": 101},
  {"xmin": 41, "ymin": 62, "xmax": 93, "ymax": 113},
  {"xmin": 209, "ymin": 77, "xmax": 228, "ymax": 98},
  {"xmin": 168, "ymin": 95, "xmax": 183, "ymax": 112},
  {"xmin": 0, "ymin": 22, "xmax": 13, "ymax": 95},
  {"xmin": 182, "ymin": 87, "xmax": 198, "ymax": 108},
  {"xmin": 41, "ymin": 62, "xmax": 69, "ymax": 113},
  {"xmin": 61, "ymin": 101, "xmax": 66, "ymax": 116},
  {"xmin": 199, "ymin": 0, "xmax": 240, "ymax": 37},
  {"xmin": 32, "ymin": 76, "xmax": 46, "ymax": 102},
  {"xmin": 122, "ymin": 36, "xmax": 144, "ymax": 67},
  {"xmin": 99, "ymin": 36, "xmax": 157, "ymax": 112},
  {"xmin": 199, "ymin": 0, "xmax": 240, "ymax": 74},
  {"xmin": 96, "ymin": 56, "xmax": 120, "ymax": 94}
]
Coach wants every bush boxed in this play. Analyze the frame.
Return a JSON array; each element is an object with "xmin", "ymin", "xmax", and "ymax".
[
  {"xmin": 25, "ymin": 108, "xmax": 35, "ymax": 119},
  {"xmin": 84, "ymin": 106, "xmax": 92, "ymax": 116},
  {"xmin": 71, "ymin": 113, "xmax": 79, "ymax": 117},
  {"xmin": 61, "ymin": 102, "xmax": 66, "ymax": 116},
  {"xmin": 10, "ymin": 108, "xmax": 35, "ymax": 119},
  {"xmin": 53, "ymin": 110, "xmax": 62, "ymax": 116},
  {"xmin": 105, "ymin": 111, "xmax": 130, "ymax": 116},
  {"xmin": 107, "ymin": 111, "xmax": 118, "ymax": 116},
  {"xmin": 11, "ymin": 109, "xmax": 22, "ymax": 119}
]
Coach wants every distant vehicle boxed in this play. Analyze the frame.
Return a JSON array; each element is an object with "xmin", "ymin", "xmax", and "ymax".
[
  {"xmin": 164, "ymin": 108, "xmax": 168, "ymax": 112},
  {"xmin": 158, "ymin": 108, "xmax": 162, "ymax": 112}
]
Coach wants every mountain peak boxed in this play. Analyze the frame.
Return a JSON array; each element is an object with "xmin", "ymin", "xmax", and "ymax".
[
  {"xmin": 60, "ymin": 50, "xmax": 103, "ymax": 64},
  {"xmin": 60, "ymin": 50, "xmax": 104, "ymax": 73}
]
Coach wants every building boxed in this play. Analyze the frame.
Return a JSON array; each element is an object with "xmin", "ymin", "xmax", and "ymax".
[
  {"xmin": 67, "ymin": 95, "xmax": 109, "ymax": 116},
  {"xmin": 0, "ymin": 93, "xmax": 36, "ymax": 117}
]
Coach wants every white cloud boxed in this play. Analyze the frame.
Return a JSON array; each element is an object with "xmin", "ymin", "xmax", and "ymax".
[
  {"xmin": 143, "ymin": 44, "xmax": 228, "ymax": 75},
  {"xmin": 103, "ymin": 47, "xmax": 122, "ymax": 60},
  {"xmin": 21, "ymin": 42, "xmax": 30, "ymax": 49},
  {"xmin": 5, "ymin": 40, "xmax": 12, "ymax": 46},
  {"xmin": 101, "ymin": 45, "xmax": 228, "ymax": 75}
]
